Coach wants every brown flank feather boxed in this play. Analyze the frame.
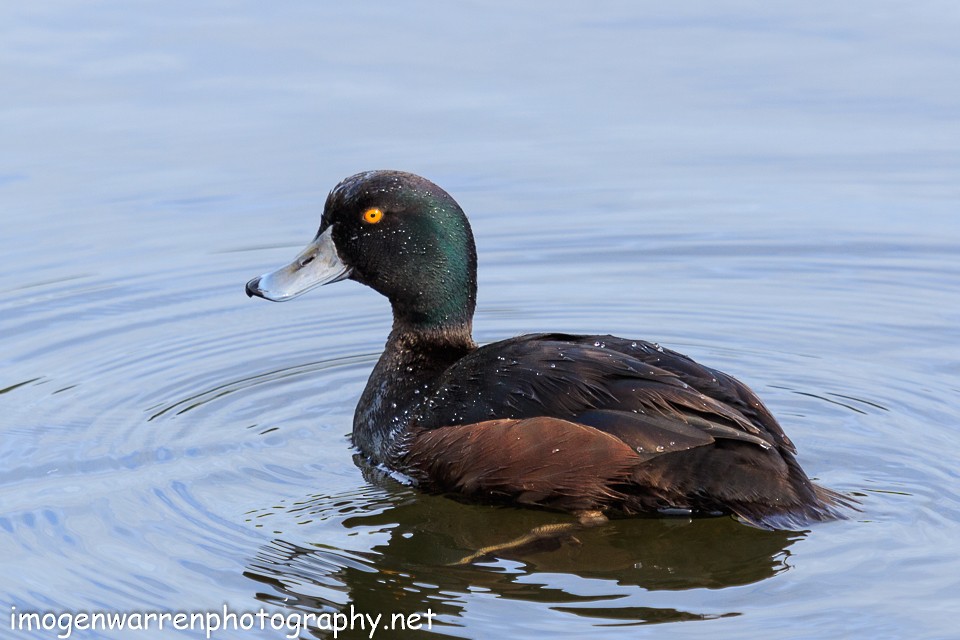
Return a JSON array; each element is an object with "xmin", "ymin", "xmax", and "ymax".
[{"xmin": 401, "ymin": 417, "xmax": 642, "ymax": 512}]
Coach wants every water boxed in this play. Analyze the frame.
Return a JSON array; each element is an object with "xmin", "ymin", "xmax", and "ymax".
[{"xmin": 2, "ymin": 2, "xmax": 959, "ymax": 638}]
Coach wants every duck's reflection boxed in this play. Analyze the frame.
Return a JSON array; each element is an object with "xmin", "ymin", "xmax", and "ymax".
[{"xmin": 243, "ymin": 466, "xmax": 803, "ymax": 633}]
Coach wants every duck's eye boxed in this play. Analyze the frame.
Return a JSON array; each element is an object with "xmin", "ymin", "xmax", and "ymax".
[{"xmin": 362, "ymin": 208, "xmax": 384, "ymax": 224}]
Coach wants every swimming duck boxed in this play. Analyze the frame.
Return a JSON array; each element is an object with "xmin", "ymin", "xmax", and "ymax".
[{"xmin": 246, "ymin": 170, "xmax": 852, "ymax": 531}]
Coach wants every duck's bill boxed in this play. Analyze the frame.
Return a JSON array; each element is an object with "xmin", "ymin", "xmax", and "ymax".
[{"xmin": 245, "ymin": 226, "xmax": 351, "ymax": 302}]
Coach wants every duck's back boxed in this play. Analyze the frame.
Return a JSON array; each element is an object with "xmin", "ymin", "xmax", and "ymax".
[
  {"xmin": 418, "ymin": 333, "xmax": 785, "ymax": 445},
  {"xmin": 401, "ymin": 333, "xmax": 850, "ymax": 529}
]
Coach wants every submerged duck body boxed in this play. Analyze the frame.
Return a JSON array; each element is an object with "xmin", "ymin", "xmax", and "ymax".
[{"xmin": 246, "ymin": 170, "xmax": 852, "ymax": 530}]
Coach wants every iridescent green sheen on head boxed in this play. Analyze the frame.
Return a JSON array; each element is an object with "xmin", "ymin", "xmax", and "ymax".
[{"xmin": 321, "ymin": 171, "xmax": 477, "ymax": 332}]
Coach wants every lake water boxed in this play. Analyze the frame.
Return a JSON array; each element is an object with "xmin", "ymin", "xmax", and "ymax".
[{"xmin": 3, "ymin": 3, "xmax": 959, "ymax": 639}]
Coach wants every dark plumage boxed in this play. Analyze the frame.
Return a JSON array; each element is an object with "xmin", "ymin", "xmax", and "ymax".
[{"xmin": 246, "ymin": 170, "xmax": 855, "ymax": 530}]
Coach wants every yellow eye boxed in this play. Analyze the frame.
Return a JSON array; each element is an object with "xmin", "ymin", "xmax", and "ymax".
[{"xmin": 362, "ymin": 207, "xmax": 384, "ymax": 224}]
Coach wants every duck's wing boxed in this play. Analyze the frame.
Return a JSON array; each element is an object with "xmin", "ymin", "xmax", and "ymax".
[
  {"xmin": 418, "ymin": 332, "xmax": 788, "ymax": 455},
  {"xmin": 405, "ymin": 333, "xmax": 852, "ymax": 527},
  {"xmin": 568, "ymin": 334, "xmax": 797, "ymax": 453}
]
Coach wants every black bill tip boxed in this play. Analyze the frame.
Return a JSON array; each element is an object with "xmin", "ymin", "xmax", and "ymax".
[{"xmin": 245, "ymin": 277, "xmax": 262, "ymax": 298}]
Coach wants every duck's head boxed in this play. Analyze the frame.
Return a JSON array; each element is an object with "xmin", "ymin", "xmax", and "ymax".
[{"xmin": 246, "ymin": 170, "xmax": 477, "ymax": 332}]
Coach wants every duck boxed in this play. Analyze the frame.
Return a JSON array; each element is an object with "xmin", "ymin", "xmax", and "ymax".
[{"xmin": 246, "ymin": 170, "xmax": 854, "ymax": 532}]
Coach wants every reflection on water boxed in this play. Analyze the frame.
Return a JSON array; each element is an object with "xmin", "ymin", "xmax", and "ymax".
[{"xmin": 244, "ymin": 471, "xmax": 802, "ymax": 632}]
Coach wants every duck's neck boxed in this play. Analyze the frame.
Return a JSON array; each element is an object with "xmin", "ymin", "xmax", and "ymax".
[
  {"xmin": 352, "ymin": 203, "xmax": 478, "ymax": 462},
  {"xmin": 352, "ymin": 319, "xmax": 476, "ymax": 463}
]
